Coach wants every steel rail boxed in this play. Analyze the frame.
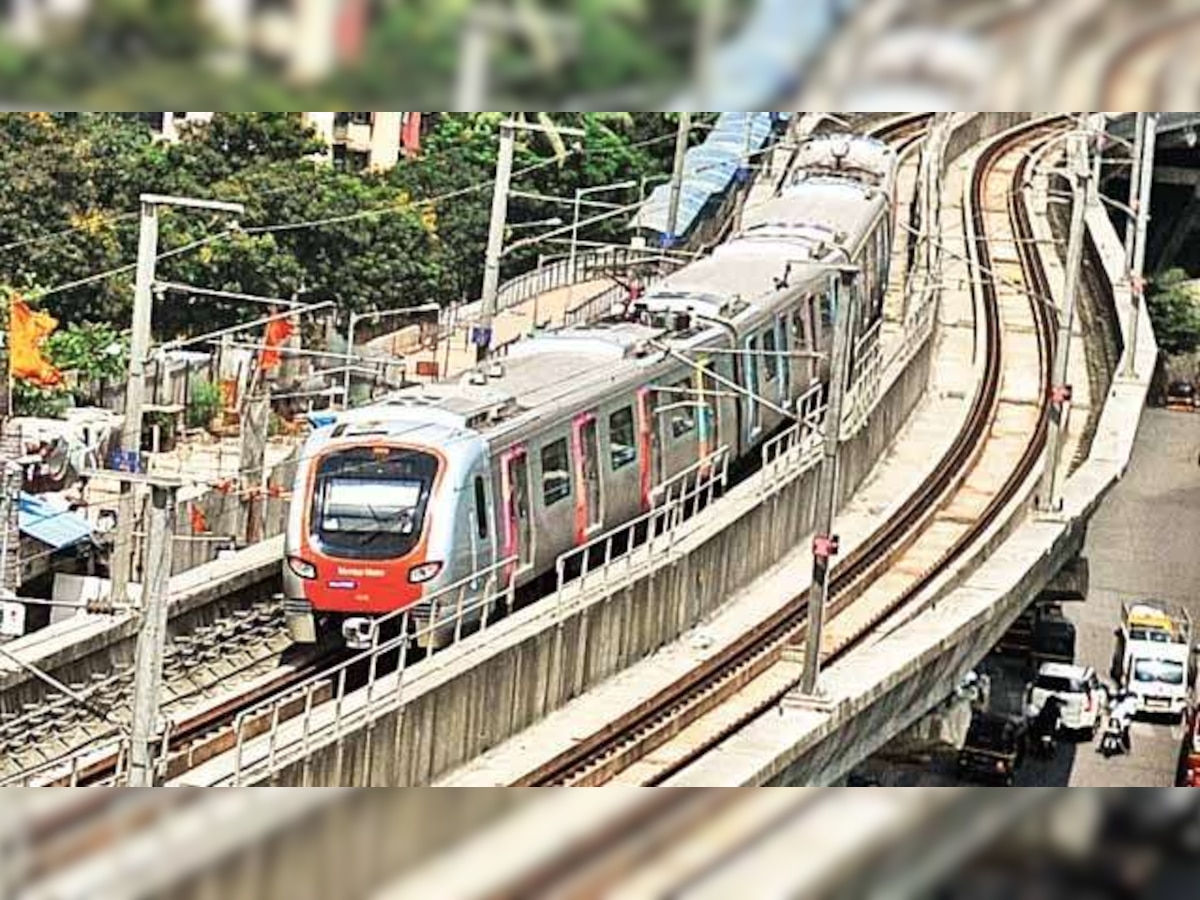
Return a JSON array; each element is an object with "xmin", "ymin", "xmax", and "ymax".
[{"xmin": 515, "ymin": 116, "xmax": 1067, "ymax": 788}]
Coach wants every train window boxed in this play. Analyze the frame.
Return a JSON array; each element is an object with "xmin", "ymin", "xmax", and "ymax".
[
  {"xmin": 609, "ymin": 407, "xmax": 637, "ymax": 470},
  {"xmin": 762, "ymin": 328, "xmax": 778, "ymax": 381},
  {"xmin": 311, "ymin": 447, "xmax": 438, "ymax": 560},
  {"xmin": 541, "ymin": 438, "xmax": 572, "ymax": 506},
  {"xmin": 670, "ymin": 379, "xmax": 696, "ymax": 439},
  {"xmin": 474, "ymin": 476, "xmax": 488, "ymax": 540},
  {"xmin": 746, "ymin": 337, "xmax": 761, "ymax": 433}
]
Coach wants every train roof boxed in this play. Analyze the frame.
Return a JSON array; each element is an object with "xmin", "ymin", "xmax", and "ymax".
[
  {"xmin": 789, "ymin": 134, "xmax": 897, "ymax": 192},
  {"xmin": 761, "ymin": 180, "xmax": 889, "ymax": 246},
  {"xmin": 317, "ymin": 141, "xmax": 898, "ymax": 449},
  {"xmin": 315, "ymin": 322, "xmax": 668, "ymax": 444}
]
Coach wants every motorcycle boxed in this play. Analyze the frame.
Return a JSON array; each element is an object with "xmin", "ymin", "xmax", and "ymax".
[
  {"xmin": 1028, "ymin": 697, "xmax": 1062, "ymax": 759},
  {"xmin": 1098, "ymin": 713, "xmax": 1128, "ymax": 758}
]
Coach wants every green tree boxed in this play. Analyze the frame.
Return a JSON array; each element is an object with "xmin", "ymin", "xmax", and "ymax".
[{"xmin": 1147, "ymin": 268, "xmax": 1200, "ymax": 357}]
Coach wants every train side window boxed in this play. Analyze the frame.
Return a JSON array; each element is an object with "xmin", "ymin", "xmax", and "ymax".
[
  {"xmin": 541, "ymin": 438, "xmax": 572, "ymax": 506},
  {"xmin": 609, "ymin": 406, "xmax": 637, "ymax": 470},
  {"xmin": 746, "ymin": 336, "xmax": 761, "ymax": 433},
  {"xmin": 762, "ymin": 327, "xmax": 778, "ymax": 381},
  {"xmin": 670, "ymin": 379, "xmax": 695, "ymax": 439},
  {"xmin": 473, "ymin": 476, "xmax": 488, "ymax": 540}
]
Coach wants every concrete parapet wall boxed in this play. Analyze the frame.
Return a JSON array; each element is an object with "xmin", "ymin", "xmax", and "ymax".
[
  {"xmin": 665, "ymin": 119, "xmax": 1157, "ymax": 788},
  {"xmin": 239, "ymin": 319, "xmax": 935, "ymax": 786}
]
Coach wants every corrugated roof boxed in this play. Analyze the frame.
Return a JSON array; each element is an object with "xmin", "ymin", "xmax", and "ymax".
[
  {"xmin": 18, "ymin": 492, "xmax": 92, "ymax": 551},
  {"xmin": 632, "ymin": 112, "xmax": 776, "ymax": 239}
]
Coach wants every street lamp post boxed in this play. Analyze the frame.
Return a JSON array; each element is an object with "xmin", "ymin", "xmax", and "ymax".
[
  {"xmin": 479, "ymin": 119, "xmax": 585, "ymax": 362},
  {"xmin": 1039, "ymin": 131, "xmax": 1089, "ymax": 514},
  {"xmin": 569, "ymin": 180, "xmax": 636, "ymax": 282},
  {"xmin": 801, "ymin": 265, "xmax": 860, "ymax": 697},
  {"xmin": 343, "ymin": 303, "xmax": 441, "ymax": 408}
]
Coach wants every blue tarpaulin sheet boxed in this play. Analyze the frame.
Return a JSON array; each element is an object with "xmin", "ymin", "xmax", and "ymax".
[
  {"xmin": 18, "ymin": 492, "xmax": 92, "ymax": 551},
  {"xmin": 633, "ymin": 111, "xmax": 776, "ymax": 239}
]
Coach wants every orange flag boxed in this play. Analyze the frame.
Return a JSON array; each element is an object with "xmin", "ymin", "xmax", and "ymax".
[
  {"xmin": 188, "ymin": 503, "xmax": 209, "ymax": 534},
  {"xmin": 260, "ymin": 317, "xmax": 295, "ymax": 371},
  {"xmin": 9, "ymin": 296, "xmax": 63, "ymax": 387}
]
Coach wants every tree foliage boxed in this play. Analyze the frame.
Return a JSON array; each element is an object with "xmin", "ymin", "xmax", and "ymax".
[
  {"xmin": 1147, "ymin": 268, "xmax": 1200, "ymax": 357},
  {"xmin": 0, "ymin": 111, "xmax": 678, "ymax": 344}
]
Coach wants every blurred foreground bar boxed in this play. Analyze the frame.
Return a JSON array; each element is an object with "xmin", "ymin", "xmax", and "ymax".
[
  {"xmin": 23, "ymin": 788, "xmax": 1200, "ymax": 898},
  {"xmin": 8, "ymin": 787, "xmax": 1088, "ymax": 899}
]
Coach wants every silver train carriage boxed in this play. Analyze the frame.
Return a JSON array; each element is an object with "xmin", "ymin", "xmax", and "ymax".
[{"xmin": 284, "ymin": 134, "xmax": 898, "ymax": 648}]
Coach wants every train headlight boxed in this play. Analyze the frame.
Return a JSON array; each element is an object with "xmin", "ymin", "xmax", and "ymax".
[
  {"xmin": 287, "ymin": 556, "xmax": 317, "ymax": 580},
  {"xmin": 408, "ymin": 561, "xmax": 444, "ymax": 584}
]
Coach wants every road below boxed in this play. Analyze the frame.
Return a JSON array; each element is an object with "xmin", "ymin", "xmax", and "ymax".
[{"xmin": 1066, "ymin": 407, "xmax": 1200, "ymax": 786}]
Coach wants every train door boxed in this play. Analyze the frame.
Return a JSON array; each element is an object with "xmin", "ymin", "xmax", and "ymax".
[
  {"xmin": 469, "ymin": 469, "xmax": 496, "ymax": 589},
  {"xmin": 792, "ymin": 304, "xmax": 812, "ymax": 391},
  {"xmin": 637, "ymin": 387, "xmax": 663, "ymax": 510},
  {"xmin": 697, "ymin": 358, "xmax": 720, "ymax": 464},
  {"xmin": 500, "ymin": 447, "xmax": 533, "ymax": 582},
  {"xmin": 745, "ymin": 334, "xmax": 762, "ymax": 443},
  {"xmin": 572, "ymin": 412, "xmax": 603, "ymax": 543}
]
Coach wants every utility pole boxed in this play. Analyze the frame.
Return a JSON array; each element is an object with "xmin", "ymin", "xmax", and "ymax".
[
  {"xmin": 801, "ymin": 267, "xmax": 859, "ymax": 697},
  {"xmin": 665, "ymin": 113, "xmax": 692, "ymax": 248},
  {"xmin": 478, "ymin": 120, "xmax": 516, "ymax": 362},
  {"xmin": 1123, "ymin": 112, "xmax": 1146, "ymax": 272},
  {"xmin": 127, "ymin": 478, "xmax": 178, "ymax": 787},
  {"xmin": 239, "ymin": 365, "xmax": 272, "ymax": 546},
  {"xmin": 1039, "ymin": 132, "xmax": 1089, "ymax": 514},
  {"xmin": 109, "ymin": 195, "xmax": 243, "ymax": 610},
  {"xmin": 1122, "ymin": 112, "xmax": 1157, "ymax": 379}
]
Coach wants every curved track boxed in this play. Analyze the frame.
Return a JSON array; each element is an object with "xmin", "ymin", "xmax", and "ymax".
[{"xmin": 513, "ymin": 117, "xmax": 1064, "ymax": 788}]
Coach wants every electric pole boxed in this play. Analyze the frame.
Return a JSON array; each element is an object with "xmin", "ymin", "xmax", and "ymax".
[
  {"xmin": 1039, "ymin": 132, "xmax": 1089, "ymax": 514},
  {"xmin": 1123, "ymin": 112, "xmax": 1146, "ymax": 273},
  {"xmin": 801, "ymin": 267, "xmax": 859, "ymax": 697},
  {"xmin": 665, "ymin": 112, "xmax": 692, "ymax": 248},
  {"xmin": 127, "ymin": 478, "xmax": 178, "ymax": 787},
  {"xmin": 478, "ymin": 120, "xmax": 516, "ymax": 362},
  {"xmin": 109, "ymin": 195, "xmax": 243, "ymax": 610},
  {"xmin": 1122, "ymin": 112, "xmax": 1157, "ymax": 379}
]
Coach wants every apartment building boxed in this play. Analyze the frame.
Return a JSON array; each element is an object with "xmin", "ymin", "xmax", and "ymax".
[{"xmin": 141, "ymin": 112, "xmax": 424, "ymax": 172}]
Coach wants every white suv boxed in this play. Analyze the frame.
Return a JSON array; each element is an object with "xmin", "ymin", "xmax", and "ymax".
[{"xmin": 1026, "ymin": 662, "xmax": 1108, "ymax": 738}]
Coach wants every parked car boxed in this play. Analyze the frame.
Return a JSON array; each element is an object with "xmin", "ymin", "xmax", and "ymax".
[
  {"xmin": 957, "ymin": 711, "xmax": 1027, "ymax": 786},
  {"xmin": 996, "ymin": 600, "xmax": 1077, "ymax": 665},
  {"xmin": 1026, "ymin": 662, "xmax": 1108, "ymax": 738}
]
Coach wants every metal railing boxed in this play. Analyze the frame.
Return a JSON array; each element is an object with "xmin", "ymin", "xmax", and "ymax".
[
  {"xmin": 760, "ymin": 381, "xmax": 827, "ymax": 490},
  {"xmin": 222, "ymin": 555, "xmax": 519, "ymax": 786},
  {"xmin": 496, "ymin": 245, "xmax": 691, "ymax": 313},
  {"xmin": 12, "ymin": 115, "xmax": 958, "ymax": 790},
  {"xmin": 552, "ymin": 445, "xmax": 731, "ymax": 605},
  {"xmin": 205, "ymin": 145, "xmax": 954, "ymax": 786}
]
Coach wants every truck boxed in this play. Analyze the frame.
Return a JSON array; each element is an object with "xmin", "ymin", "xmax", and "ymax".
[{"xmin": 1116, "ymin": 601, "xmax": 1195, "ymax": 721}]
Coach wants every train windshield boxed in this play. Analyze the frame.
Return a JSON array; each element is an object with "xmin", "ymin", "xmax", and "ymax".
[{"xmin": 311, "ymin": 446, "xmax": 439, "ymax": 559}]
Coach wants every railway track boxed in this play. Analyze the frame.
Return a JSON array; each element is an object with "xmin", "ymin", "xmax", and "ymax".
[
  {"xmin": 0, "ymin": 598, "xmax": 300, "ymax": 786},
  {"xmin": 507, "ymin": 116, "xmax": 1065, "ymax": 788},
  {"xmin": 4, "ymin": 115, "xmax": 928, "ymax": 789}
]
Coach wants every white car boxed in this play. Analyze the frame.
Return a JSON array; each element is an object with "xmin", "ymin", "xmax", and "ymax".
[{"xmin": 1026, "ymin": 662, "xmax": 1108, "ymax": 737}]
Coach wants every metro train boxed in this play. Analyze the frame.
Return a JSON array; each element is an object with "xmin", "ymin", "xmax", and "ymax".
[{"xmin": 283, "ymin": 134, "xmax": 899, "ymax": 649}]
